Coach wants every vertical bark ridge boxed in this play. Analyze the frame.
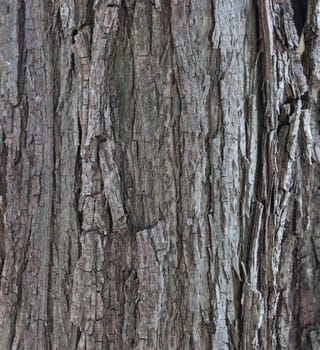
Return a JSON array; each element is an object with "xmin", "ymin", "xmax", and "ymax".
[{"xmin": 255, "ymin": 0, "xmax": 311, "ymax": 348}]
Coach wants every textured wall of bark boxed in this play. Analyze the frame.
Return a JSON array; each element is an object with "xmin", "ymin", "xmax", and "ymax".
[{"xmin": 0, "ymin": 0, "xmax": 319, "ymax": 349}]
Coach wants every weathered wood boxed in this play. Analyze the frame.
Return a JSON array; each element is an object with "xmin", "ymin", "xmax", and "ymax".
[{"xmin": 0, "ymin": 0, "xmax": 319, "ymax": 349}]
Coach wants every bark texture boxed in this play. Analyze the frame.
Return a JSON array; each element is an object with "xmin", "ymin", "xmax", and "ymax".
[{"xmin": 0, "ymin": 0, "xmax": 319, "ymax": 349}]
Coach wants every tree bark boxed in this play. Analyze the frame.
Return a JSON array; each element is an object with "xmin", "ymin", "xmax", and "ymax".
[{"xmin": 0, "ymin": 0, "xmax": 319, "ymax": 349}]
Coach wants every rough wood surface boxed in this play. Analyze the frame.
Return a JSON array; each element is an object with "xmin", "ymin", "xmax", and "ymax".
[{"xmin": 0, "ymin": 0, "xmax": 319, "ymax": 349}]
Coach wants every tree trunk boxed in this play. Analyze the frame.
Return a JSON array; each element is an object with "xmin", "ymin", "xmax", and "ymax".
[{"xmin": 0, "ymin": 0, "xmax": 319, "ymax": 349}]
